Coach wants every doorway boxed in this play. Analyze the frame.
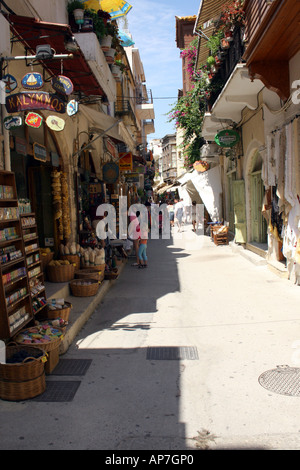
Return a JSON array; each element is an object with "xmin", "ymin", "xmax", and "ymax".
[{"xmin": 249, "ymin": 153, "xmax": 267, "ymax": 245}]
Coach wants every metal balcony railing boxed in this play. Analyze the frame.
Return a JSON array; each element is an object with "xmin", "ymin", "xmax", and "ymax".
[
  {"xmin": 136, "ymin": 88, "xmax": 153, "ymax": 105},
  {"xmin": 114, "ymin": 99, "xmax": 138, "ymax": 126}
]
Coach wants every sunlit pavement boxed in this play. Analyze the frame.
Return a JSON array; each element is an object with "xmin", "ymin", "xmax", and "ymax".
[{"xmin": 1, "ymin": 223, "xmax": 300, "ymax": 450}]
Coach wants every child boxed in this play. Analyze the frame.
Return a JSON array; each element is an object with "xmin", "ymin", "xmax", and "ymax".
[{"xmin": 138, "ymin": 229, "xmax": 148, "ymax": 268}]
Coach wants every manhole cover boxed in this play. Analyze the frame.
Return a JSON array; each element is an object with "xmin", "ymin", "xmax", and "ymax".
[
  {"xmin": 258, "ymin": 365, "xmax": 300, "ymax": 396},
  {"xmin": 147, "ymin": 346, "xmax": 199, "ymax": 360},
  {"xmin": 51, "ymin": 359, "xmax": 92, "ymax": 376},
  {"xmin": 32, "ymin": 381, "xmax": 81, "ymax": 402}
]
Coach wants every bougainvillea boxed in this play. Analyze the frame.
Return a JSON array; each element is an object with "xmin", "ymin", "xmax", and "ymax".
[{"xmin": 168, "ymin": 1, "xmax": 245, "ymax": 170}]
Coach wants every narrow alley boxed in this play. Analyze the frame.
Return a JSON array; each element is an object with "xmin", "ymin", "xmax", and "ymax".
[{"xmin": 1, "ymin": 223, "xmax": 300, "ymax": 451}]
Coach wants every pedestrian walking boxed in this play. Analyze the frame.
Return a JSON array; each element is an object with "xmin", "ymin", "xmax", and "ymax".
[
  {"xmin": 138, "ymin": 228, "xmax": 148, "ymax": 268},
  {"xmin": 174, "ymin": 198, "xmax": 184, "ymax": 232},
  {"xmin": 167, "ymin": 201, "xmax": 175, "ymax": 227},
  {"xmin": 192, "ymin": 201, "xmax": 197, "ymax": 232},
  {"xmin": 128, "ymin": 210, "xmax": 140, "ymax": 266}
]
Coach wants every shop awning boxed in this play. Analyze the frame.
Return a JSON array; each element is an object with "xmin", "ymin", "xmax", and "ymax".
[
  {"xmin": 6, "ymin": 14, "xmax": 106, "ymax": 97},
  {"xmin": 156, "ymin": 183, "xmax": 176, "ymax": 195},
  {"xmin": 80, "ymin": 105, "xmax": 122, "ymax": 140},
  {"xmin": 178, "ymin": 167, "xmax": 223, "ymax": 221}
]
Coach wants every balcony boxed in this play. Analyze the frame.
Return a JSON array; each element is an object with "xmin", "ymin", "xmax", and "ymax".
[
  {"xmin": 201, "ymin": 63, "xmax": 264, "ymax": 140},
  {"xmin": 115, "ymin": 99, "xmax": 135, "ymax": 119},
  {"xmin": 207, "ymin": 26, "xmax": 245, "ymax": 111},
  {"xmin": 143, "ymin": 119, "xmax": 155, "ymax": 135},
  {"xmin": 136, "ymin": 88, "xmax": 155, "ymax": 121},
  {"xmin": 74, "ymin": 32, "xmax": 116, "ymax": 102}
]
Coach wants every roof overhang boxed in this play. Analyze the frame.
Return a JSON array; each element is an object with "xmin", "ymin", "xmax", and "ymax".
[
  {"xmin": 6, "ymin": 14, "xmax": 106, "ymax": 97},
  {"xmin": 202, "ymin": 64, "xmax": 265, "ymax": 140},
  {"xmin": 193, "ymin": 0, "xmax": 229, "ymax": 68},
  {"xmin": 175, "ymin": 15, "xmax": 197, "ymax": 49},
  {"xmin": 243, "ymin": 0, "xmax": 300, "ymax": 100}
]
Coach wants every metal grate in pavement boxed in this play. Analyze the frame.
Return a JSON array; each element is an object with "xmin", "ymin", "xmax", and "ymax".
[
  {"xmin": 51, "ymin": 359, "xmax": 92, "ymax": 376},
  {"xmin": 146, "ymin": 346, "xmax": 199, "ymax": 360},
  {"xmin": 258, "ymin": 365, "xmax": 300, "ymax": 397},
  {"xmin": 32, "ymin": 381, "xmax": 81, "ymax": 402}
]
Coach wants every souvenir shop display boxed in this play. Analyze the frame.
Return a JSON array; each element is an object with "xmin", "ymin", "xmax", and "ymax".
[{"xmin": 0, "ymin": 171, "xmax": 33, "ymax": 340}]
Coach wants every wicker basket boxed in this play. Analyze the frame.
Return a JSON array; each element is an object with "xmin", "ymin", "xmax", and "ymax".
[
  {"xmin": 0, "ymin": 371, "xmax": 46, "ymax": 401},
  {"xmin": 40, "ymin": 251, "xmax": 54, "ymax": 271},
  {"xmin": 69, "ymin": 278, "xmax": 99, "ymax": 297},
  {"xmin": 45, "ymin": 302, "xmax": 72, "ymax": 321},
  {"xmin": 0, "ymin": 344, "xmax": 46, "ymax": 401},
  {"xmin": 46, "ymin": 263, "xmax": 75, "ymax": 282},
  {"xmin": 60, "ymin": 254, "xmax": 80, "ymax": 270},
  {"xmin": 0, "ymin": 344, "xmax": 46, "ymax": 381},
  {"xmin": 75, "ymin": 268, "xmax": 104, "ymax": 283},
  {"xmin": 14, "ymin": 327, "xmax": 64, "ymax": 353},
  {"xmin": 104, "ymin": 271, "xmax": 119, "ymax": 280}
]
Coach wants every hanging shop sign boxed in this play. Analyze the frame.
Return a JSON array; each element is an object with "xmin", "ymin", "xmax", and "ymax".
[
  {"xmin": 3, "ymin": 115, "xmax": 22, "ymax": 130},
  {"xmin": 21, "ymin": 72, "xmax": 44, "ymax": 90},
  {"xmin": 15, "ymin": 137, "xmax": 27, "ymax": 156},
  {"xmin": 119, "ymin": 152, "xmax": 133, "ymax": 172},
  {"xmin": 33, "ymin": 143, "xmax": 47, "ymax": 162},
  {"xmin": 214, "ymin": 129, "xmax": 240, "ymax": 148},
  {"xmin": 103, "ymin": 162, "xmax": 119, "ymax": 184},
  {"xmin": 46, "ymin": 115, "xmax": 65, "ymax": 132},
  {"xmin": 2, "ymin": 74, "xmax": 18, "ymax": 93},
  {"xmin": 51, "ymin": 75, "xmax": 74, "ymax": 96},
  {"xmin": 25, "ymin": 112, "xmax": 43, "ymax": 129},
  {"xmin": 105, "ymin": 138, "xmax": 119, "ymax": 160},
  {"xmin": 67, "ymin": 99, "xmax": 78, "ymax": 116},
  {"xmin": 5, "ymin": 92, "xmax": 66, "ymax": 114}
]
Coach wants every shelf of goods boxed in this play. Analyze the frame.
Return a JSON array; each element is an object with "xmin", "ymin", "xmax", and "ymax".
[
  {"xmin": 0, "ymin": 171, "xmax": 32, "ymax": 340},
  {"xmin": 20, "ymin": 213, "xmax": 47, "ymax": 317}
]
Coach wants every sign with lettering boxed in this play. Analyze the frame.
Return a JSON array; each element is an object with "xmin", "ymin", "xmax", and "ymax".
[
  {"xmin": 51, "ymin": 75, "xmax": 74, "ymax": 96},
  {"xmin": 33, "ymin": 143, "xmax": 47, "ymax": 162},
  {"xmin": 46, "ymin": 115, "xmax": 65, "ymax": 132},
  {"xmin": 105, "ymin": 137, "xmax": 118, "ymax": 160},
  {"xmin": 25, "ymin": 112, "xmax": 43, "ymax": 128},
  {"xmin": 215, "ymin": 129, "xmax": 240, "ymax": 148},
  {"xmin": 21, "ymin": 72, "xmax": 44, "ymax": 90},
  {"xmin": 5, "ymin": 92, "xmax": 66, "ymax": 114},
  {"xmin": 4, "ymin": 115, "xmax": 22, "ymax": 130},
  {"xmin": 119, "ymin": 152, "xmax": 133, "ymax": 171}
]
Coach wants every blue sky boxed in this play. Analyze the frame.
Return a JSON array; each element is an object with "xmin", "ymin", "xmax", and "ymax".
[{"xmin": 121, "ymin": 0, "xmax": 200, "ymax": 141}]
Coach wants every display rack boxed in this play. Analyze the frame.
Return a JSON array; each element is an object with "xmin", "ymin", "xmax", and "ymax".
[
  {"xmin": 20, "ymin": 213, "xmax": 47, "ymax": 318},
  {"xmin": 0, "ymin": 171, "xmax": 32, "ymax": 339}
]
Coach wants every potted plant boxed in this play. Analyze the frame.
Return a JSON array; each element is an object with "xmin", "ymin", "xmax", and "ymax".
[
  {"xmin": 221, "ymin": 38, "xmax": 230, "ymax": 50},
  {"xmin": 219, "ymin": 0, "xmax": 245, "ymax": 32},
  {"xmin": 97, "ymin": 9, "xmax": 111, "ymax": 25},
  {"xmin": 111, "ymin": 64, "xmax": 122, "ymax": 81},
  {"xmin": 67, "ymin": 0, "xmax": 85, "ymax": 14},
  {"xmin": 114, "ymin": 59, "xmax": 127, "ymax": 73},
  {"xmin": 206, "ymin": 55, "xmax": 216, "ymax": 69},
  {"xmin": 67, "ymin": 1, "xmax": 85, "ymax": 31},
  {"xmin": 105, "ymin": 49, "xmax": 116, "ymax": 64},
  {"xmin": 83, "ymin": 8, "xmax": 106, "ymax": 38},
  {"xmin": 207, "ymin": 30, "xmax": 224, "ymax": 56}
]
